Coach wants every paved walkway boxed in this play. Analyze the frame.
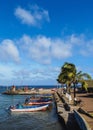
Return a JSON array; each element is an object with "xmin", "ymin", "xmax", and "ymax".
[
  {"xmin": 74, "ymin": 92, "xmax": 93, "ymax": 130},
  {"xmin": 63, "ymin": 91, "xmax": 93, "ymax": 130},
  {"xmin": 75, "ymin": 92, "xmax": 93, "ymax": 112}
]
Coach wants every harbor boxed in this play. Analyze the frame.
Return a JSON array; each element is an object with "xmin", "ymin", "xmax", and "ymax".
[
  {"xmin": 0, "ymin": 0, "xmax": 93, "ymax": 129},
  {"xmin": 1, "ymin": 86, "xmax": 93, "ymax": 130},
  {"xmin": 0, "ymin": 88, "xmax": 63, "ymax": 130}
]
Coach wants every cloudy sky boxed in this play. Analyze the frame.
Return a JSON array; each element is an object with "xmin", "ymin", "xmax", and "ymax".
[{"xmin": 0, "ymin": 0, "xmax": 93, "ymax": 86}]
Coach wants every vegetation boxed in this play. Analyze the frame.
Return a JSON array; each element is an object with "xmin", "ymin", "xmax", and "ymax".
[
  {"xmin": 84, "ymin": 80, "xmax": 93, "ymax": 87},
  {"xmin": 57, "ymin": 62, "xmax": 92, "ymax": 96}
]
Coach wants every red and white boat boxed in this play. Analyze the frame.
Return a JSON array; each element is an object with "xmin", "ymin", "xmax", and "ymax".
[
  {"xmin": 24, "ymin": 96, "xmax": 52, "ymax": 105},
  {"xmin": 28, "ymin": 100, "xmax": 52, "ymax": 105}
]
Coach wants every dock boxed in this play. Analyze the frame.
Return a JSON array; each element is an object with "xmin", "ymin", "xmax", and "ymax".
[
  {"xmin": 54, "ymin": 90, "xmax": 80, "ymax": 130},
  {"xmin": 54, "ymin": 88, "xmax": 93, "ymax": 130}
]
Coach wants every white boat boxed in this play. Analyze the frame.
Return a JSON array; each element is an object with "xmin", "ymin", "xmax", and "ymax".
[{"xmin": 8, "ymin": 104, "xmax": 49, "ymax": 112}]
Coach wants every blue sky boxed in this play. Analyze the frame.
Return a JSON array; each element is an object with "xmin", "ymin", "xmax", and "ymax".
[{"xmin": 0, "ymin": 0, "xmax": 93, "ymax": 86}]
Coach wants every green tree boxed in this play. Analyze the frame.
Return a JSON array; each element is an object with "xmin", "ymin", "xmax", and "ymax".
[
  {"xmin": 57, "ymin": 62, "xmax": 76, "ymax": 93},
  {"xmin": 76, "ymin": 71, "xmax": 92, "ymax": 91},
  {"xmin": 57, "ymin": 62, "xmax": 92, "ymax": 98}
]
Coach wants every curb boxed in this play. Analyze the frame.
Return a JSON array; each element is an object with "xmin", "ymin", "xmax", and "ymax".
[{"xmin": 74, "ymin": 110, "xmax": 91, "ymax": 130}]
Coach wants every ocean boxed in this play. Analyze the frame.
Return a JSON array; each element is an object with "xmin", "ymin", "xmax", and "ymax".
[{"xmin": 0, "ymin": 86, "xmax": 64, "ymax": 130}]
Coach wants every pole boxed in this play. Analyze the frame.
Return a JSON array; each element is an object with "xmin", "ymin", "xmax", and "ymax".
[{"xmin": 74, "ymin": 83, "xmax": 76, "ymax": 99}]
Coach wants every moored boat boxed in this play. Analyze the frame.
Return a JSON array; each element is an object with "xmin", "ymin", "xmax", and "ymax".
[
  {"xmin": 27, "ymin": 100, "xmax": 52, "ymax": 105},
  {"xmin": 24, "ymin": 96, "xmax": 53, "ymax": 105},
  {"xmin": 8, "ymin": 104, "xmax": 49, "ymax": 112}
]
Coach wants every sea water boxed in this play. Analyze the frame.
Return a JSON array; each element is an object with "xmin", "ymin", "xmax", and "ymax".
[{"xmin": 0, "ymin": 87, "xmax": 64, "ymax": 130}]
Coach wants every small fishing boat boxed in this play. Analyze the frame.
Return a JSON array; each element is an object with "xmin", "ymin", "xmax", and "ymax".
[
  {"xmin": 8, "ymin": 104, "xmax": 49, "ymax": 112},
  {"xmin": 25, "ymin": 96, "xmax": 52, "ymax": 105},
  {"xmin": 27, "ymin": 100, "xmax": 52, "ymax": 105}
]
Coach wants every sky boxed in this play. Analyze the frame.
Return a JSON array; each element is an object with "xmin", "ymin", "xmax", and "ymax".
[{"xmin": 0, "ymin": 0, "xmax": 93, "ymax": 86}]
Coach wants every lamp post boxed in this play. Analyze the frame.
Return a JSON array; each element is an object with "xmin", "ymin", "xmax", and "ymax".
[
  {"xmin": 73, "ymin": 80, "xmax": 78, "ymax": 105},
  {"xmin": 74, "ymin": 83, "xmax": 76, "ymax": 99}
]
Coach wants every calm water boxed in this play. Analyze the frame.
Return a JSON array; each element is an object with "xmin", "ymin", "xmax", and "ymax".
[{"xmin": 0, "ymin": 87, "xmax": 64, "ymax": 130}]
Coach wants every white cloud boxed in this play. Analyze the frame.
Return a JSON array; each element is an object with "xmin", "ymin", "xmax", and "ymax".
[
  {"xmin": 13, "ymin": 69, "xmax": 31, "ymax": 80},
  {"xmin": 0, "ymin": 64, "xmax": 18, "ymax": 79},
  {"xmin": 19, "ymin": 34, "xmax": 93, "ymax": 64},
  {"xmin": 6, "ymin": 65, "xmax": 59, "ymax": 85},
  {"xmin": 80, "ymin": 40, "xmax": 93, "ymax": 56},
  {"xmin": 15, "ymin": 7, "xmax": 36, "ymax": 25},
  {"xmin": 1, "ymin": 34, "xmax": 93, "ymax": 85},
  {"xmin": 19, "ymin": 35, "xmax": 72, "ymax": 64},
  {"xmin": 65, "ymin": 34, "xmax": 93, "ymax": 57},
  {"xmin": 14, "ymin": 5, "xmax": 50, "ymax": 27},
  {"xmin": 1, "ymin": 34, "xmax": 93, "ymax": 65},
  {"xmin": 29, "ymin": 36, "xmax": 51, "ymax": 64},
  {"xmin": 19, "ymin": 35, "xmax": 51, "ymax": 64},
  {"xmin": 51, "ymin": 39, "xmax": 72, "ymax": 59},
  {"xmin": 69, "ymin": 34, "xmax": 85, "ymax": 45},
  {"xmin": 0, "ymin": 39, "xmax": 20, "ymax": 63}
]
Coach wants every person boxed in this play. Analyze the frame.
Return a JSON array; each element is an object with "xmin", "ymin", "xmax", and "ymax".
[
  {"xmin": 25, "ymin": 97, "xmax": 29, "ymax": 104},
  {"xmin": 74, "ymin": 98, "xmax": 82, "ymax": 105},
  {"xmin": 16, "ymin": 103, "xmax": 23, "ymax": 108},
  {"xmin": 63, "ymin": 87, "xmax": 66, "ymax": 94}
]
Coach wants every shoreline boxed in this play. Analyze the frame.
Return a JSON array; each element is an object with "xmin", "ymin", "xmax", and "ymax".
[{"xmin": 2, "ymin": 88, "xmax": 55, "ymax": 95}]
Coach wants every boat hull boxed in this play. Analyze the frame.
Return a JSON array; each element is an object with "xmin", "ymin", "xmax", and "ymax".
[
  {"xmin": 9, "ymin": 104, "xmax": 49, "ymax": 112},
  {"xmin": 28, "ymin": 101, "xmax": 52, "ymax": 105}
]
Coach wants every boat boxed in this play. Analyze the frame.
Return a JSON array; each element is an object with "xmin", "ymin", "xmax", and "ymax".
[
  {"xmin": 8, "ymin": 104, "xmax": 49, "ymax": 112},
  {"xmin": 27, "ymin": 100, "xmax": 52, "ymax": 105},
  {"xmin": 24, "ymin": 96, "xmax": 52, "ymax": 105}
]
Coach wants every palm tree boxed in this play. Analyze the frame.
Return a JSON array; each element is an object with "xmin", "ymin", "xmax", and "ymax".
[
  {"xmin": 57, "ymin": 62, "xmax": 77, "ymax": 93},
  {"xmin": 76, "ymin": 71, "xmax": 92, "ymax": 92},
  {"xmin": 57, "ymin": 62, "xmax": 92, "ymax": 101}
]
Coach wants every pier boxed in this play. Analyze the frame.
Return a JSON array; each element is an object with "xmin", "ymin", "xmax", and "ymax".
[
  {"xmin": 2, "ymin": 86, "xmax": 53, "ymax": 95},
  {"xmin": 54, "ymin": 88, "xmax": 93, "ymax": 130},
  {"xmin": 54, "ymin": 90, "xmax": 80, "ymax": 130}
]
